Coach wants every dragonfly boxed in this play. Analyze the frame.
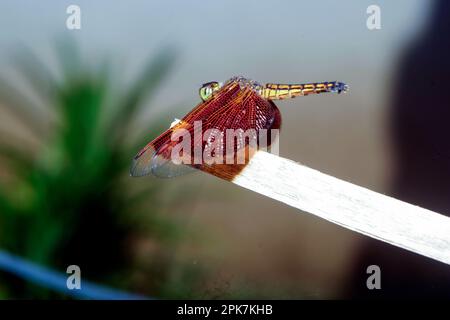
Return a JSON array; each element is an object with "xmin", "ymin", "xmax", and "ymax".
[{"xmin": 130, "ymin": 76, "xmax": 348, "ymax": 179}]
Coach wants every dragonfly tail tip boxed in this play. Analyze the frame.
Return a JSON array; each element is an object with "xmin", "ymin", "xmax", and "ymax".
[{"xmin": 331, "ymin": 82, "xmax": 349, "ymax": 94}]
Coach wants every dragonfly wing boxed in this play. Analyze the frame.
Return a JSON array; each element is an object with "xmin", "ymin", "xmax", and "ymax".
[
  {"xmin": 130, "ymin": 90, "xmax": 237, "ymax": 178},
  {"xmin": 151, "ymin": 150, "xmax": 197, "ymax": 178},
  {"xmin": 130, "ymin": 143, "xmax": 156, "ymax": 177},
  {"xmin": 131, "ymin": 80, "xmax": 281, "ymax": 178},
  {"xmin": 130, "ymin": 127, "xmax": 196, "ymax": 178}
]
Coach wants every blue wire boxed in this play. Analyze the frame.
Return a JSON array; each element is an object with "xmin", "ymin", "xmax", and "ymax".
[{"xmin": 0, "ymin": 250, "xmax": 150, "ymax": 300}]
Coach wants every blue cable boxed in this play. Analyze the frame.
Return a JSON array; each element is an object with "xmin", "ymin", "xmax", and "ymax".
[{"xmin": 0, "ymin": 250, "xmax": 150, "ymax": 300}]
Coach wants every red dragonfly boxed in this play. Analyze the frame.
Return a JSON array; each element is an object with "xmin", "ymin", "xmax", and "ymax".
[{"xmin": 130, "ymin": 76, "xmax": 348, "ymax": 179}]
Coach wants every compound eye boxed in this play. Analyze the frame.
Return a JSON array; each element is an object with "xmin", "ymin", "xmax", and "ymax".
[{"xmin": 199, "ymin": 81, "xmax": 221, "ymax": 101}]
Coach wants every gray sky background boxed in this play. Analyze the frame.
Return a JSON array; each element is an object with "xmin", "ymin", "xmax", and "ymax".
[{"xmin": 0, "ymin": 0, "xmax": 429, "ymax": 111}]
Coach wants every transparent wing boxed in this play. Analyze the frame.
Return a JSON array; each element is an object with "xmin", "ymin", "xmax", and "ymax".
[
  {"xmin": 130, "ymin": 143, "xmax": 156, "ymax": 177},
  {"xmin": 130, "ymin": 142, "xmax": 197, "ymax": 178},
  {"xmin": 130, "ymin": 124, "xmax": 197, "ymax": 178}
]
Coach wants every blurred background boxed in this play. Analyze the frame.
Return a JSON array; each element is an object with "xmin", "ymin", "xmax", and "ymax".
[{"xmin": 0, "ymin": 0, "xmax": 449, "ymax": 299}]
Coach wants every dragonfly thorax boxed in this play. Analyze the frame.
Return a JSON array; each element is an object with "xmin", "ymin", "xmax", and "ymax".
[
  {"xmin": 227, "ymin": 76, "xmax": 263, "ymax": 93},
  {"xmin": 199, "ymin": 76, "xmax": 264, "ymax": 102}
]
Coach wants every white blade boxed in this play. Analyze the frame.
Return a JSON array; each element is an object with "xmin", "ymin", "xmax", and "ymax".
[{"xmin": 231, "ymin": 151, "xmax": 450, "ymax": 265}]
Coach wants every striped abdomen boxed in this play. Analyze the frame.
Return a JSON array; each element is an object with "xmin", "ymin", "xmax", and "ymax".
[{"xmin": 261, "ymin": 81, "xmax": 348, "ymax": 100}]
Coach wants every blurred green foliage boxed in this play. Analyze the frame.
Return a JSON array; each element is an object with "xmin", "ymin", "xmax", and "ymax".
[{"xmin": 0, "ymin": 37, "xmax": 206, "ymax": 298}]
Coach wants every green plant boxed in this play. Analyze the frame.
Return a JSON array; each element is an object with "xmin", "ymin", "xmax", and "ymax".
[{"xmin": 0, "ymin": 37, "xmax": 193, "ymax": 298}]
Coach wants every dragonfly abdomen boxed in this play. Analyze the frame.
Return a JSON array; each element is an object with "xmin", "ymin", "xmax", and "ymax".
[{"xmin": 261, "ymin": 81, "xmax": 348, "ymax": 100}]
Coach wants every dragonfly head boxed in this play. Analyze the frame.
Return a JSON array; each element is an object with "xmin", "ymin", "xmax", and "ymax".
[{"xmin": 199, "ymin": 81, "xmax": 222, "ymax": 101}]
